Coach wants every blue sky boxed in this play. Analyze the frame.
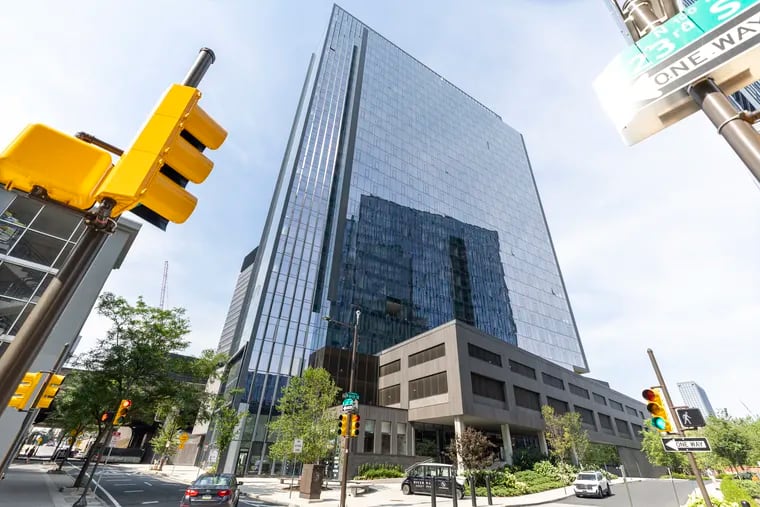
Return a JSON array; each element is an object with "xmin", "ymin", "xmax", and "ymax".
[{"xmin": 1, "ymin": 1, "xmax": 758, "ymax": 418}]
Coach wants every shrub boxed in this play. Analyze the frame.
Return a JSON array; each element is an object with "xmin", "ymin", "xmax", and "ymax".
[
  {"xmin": 354, "ymin": 463, "xmax": 405, "ymax": 479},
  {"xmin": 685, "ymin": 493, "xmax": 742, "ymax": 507},
  {"xmin": 511, "ymin": 447, "xmax": 548, "ymax": 471},
  {"xmin": 720, "ymin": 477, "xmax": 756, "ymax": 505},
  {"xmin": 737, "ymin": 479, "xmax": 760, "ymax": 499}
]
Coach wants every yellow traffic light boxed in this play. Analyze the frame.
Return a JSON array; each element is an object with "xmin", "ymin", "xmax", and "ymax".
[
  {"xmin": 338, "ymin": 414, "xmax": 349, "ymax": 437},
  {"xmin": 35, "ymin": 374, "xmax": 65, "ymax": 409},
  {"xmin": 113, "ymin": 399, "xmax": 132, "ymax": 425},
  {"xmin": 8, "ymin": 372, "xmax": 42, "ymax": 410},
  {"xmin": 642, "ymin": 387, "xmax": 673, "ymax": 433},
  {"xmin": 94, "ymin": 84, "xmax": 227, "ymax": 229},
  {"xmin": 349, "ymin": 414, "xmax": 361, "ymax": 438},
  {"xmin": 0, "ymin": 124, "xmax": 112, "ymax": 210}
]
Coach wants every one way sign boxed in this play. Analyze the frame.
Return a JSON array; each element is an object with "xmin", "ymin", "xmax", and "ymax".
[{"xmin": 661, "ymin": 437, "xmax": 711, "ymax": 453}]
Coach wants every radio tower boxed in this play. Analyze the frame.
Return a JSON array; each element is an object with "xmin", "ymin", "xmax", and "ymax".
[{"xmin": 159, "ymin": 261, "xmax": 168, "ymax": 310}]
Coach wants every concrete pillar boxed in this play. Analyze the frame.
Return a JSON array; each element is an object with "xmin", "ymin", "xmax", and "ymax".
[
  {"xmin": 500, "ymin": 423, "xmax": 513, "ymax": 465},
  {"xmin": 537, "ymin": 431, "xmax": 548, "ymax": 456},
  {"xmin": 410, "ymin": 425, "xmax": 416, "ymax": 456},
  {"xmin": 453, "ymin": 416, "xmax": 465, "ymax": 475}
]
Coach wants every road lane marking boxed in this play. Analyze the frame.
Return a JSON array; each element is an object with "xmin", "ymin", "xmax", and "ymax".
[
  {"xmin": 144, "ymin": 481, "xmax": 153, "ymax": 486},
  {"xmin": 124, "ymin": 489, "xmax": 144, "ymax": 493},
  {"xmin": 142, "ymin": 502, "xmax": 159, "ymax": 505}
]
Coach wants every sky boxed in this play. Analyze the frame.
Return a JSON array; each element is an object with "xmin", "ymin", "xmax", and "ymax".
[{"xmin": 1, "ymin": 1, "xmax": 758, "ymax": 418}]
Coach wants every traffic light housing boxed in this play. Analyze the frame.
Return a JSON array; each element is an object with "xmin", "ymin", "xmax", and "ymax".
[
  {"xmin": 113, "ymin": 399, "xmax": 132, "ymax": 425},
  {"xmin": 95, "ymin": 83, "xmax": 227, "ymax": 230},
  {"xmin": 101, "ymin": 411, "xmax": 115, "ymax": 423},
  {"xmin": 8, "ymin": 372, "xmax": 42, "ymax": 410},
  {"xmin": 349, "ymin": 414, "xmax": 360, "ymax": 437},
  {"xmin": 35, "ymin": 374, "xmax": 65, "ymax": 409},
  {"xmin": 338, "ymin": 414, "xmax": 349, "ymax": 437},
  {"xmin": 643, "ymin": 387, "xmax": 673, "ymax": 433},
  {"xmin": 0, "ymin": 124, "xmax": 113, "ymax": 210}
]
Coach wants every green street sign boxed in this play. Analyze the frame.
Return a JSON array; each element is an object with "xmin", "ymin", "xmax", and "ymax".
[
  {"xmin": 612, "ymin": 0, "xmax": 760, "ymax": 80},
  {"xmin": 343, "ymin": 391, "xmax": 359, "ymax": 401}
]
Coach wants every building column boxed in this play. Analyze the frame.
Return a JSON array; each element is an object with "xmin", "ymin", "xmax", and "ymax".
[
  {"xmin": 537, "ymin": 431, "xmax": 548, "ymax": 456},
  {"xmin": 500, "ymin": 423, "xmax": 513, "ymax": 465},
  {"xmin": 453, "ymin": 416, "xmax": 465, "ymax": 475},
  {"xmin": 410, "ymin": 425, "xmax": 416, "ymax": 457}
]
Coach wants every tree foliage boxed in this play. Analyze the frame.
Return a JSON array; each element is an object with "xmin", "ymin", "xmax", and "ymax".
[
  {"xmin": 541, "ymin": 406, "xmax": 589, "ymax": 465},
  {"xmin": 209, "ymin": 389, "xmax": 245, "ymax": 470},
  {"xmin": 150, "ymin": 416, "xmax": 183, "ymax": 469},
  {"xmin": 267, "ymin": 368, "xmax": 340, "ymax": 464},
  {"xmin": 446, "ymin": 427, "xmax": 496, "ymax": 471},
  {"xmin": 53, "ymin": 293, "xmax": 224, "ymax": 486},
  {"xmin": 640, "ymin": 426, "xmax": 689, "ymax": 473},
  {"xmin": 584, "ymin": 443, "xmax": 621, "ymax": 467},
  {"xmin": 703, "ymin": 415, "xmax": 751, "ymax": 469}
]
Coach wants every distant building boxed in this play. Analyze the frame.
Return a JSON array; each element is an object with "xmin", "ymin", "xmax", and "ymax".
[
  {"xmin": 0, "ymin": 189, "xmax": 141, "ymax": 475},
  {"xmin": 677, "ymin": 381, "xmax": 715, "ymax": 418},
  {"xmin": 216, "ymin": 248, "xmax": 257, "ymax": 357}
]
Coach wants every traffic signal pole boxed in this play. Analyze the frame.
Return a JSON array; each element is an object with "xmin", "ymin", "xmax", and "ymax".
[
  {"xmin": 688, "ymin": 79, "xmax": 760, "ymax": 185},
  {"xmin": 339, "ymin": 309, "xmax": 360, "ymax": 507},
  {"xmin": 0, "ymin": 48, "xmax": 218, "ymax": 420},
  {"xmin": 647, "ymin": 349, "xmax": 713, "ymax": 507},
  {"xmin": 0, "ymin": 202, "xmax": 115, "ymax": 421}
]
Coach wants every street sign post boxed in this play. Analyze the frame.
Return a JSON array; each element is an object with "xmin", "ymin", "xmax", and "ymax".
[
  {"xmin": 595, "ymin": 0, "xmax": 760, "ymax": 145},
  {"xmin": 662, "ymin": 437, "xmax": 712, "ymax": 452},
  {"xmin": 676, "ymin": 408, "xmax": 706, "ymax": 429}
]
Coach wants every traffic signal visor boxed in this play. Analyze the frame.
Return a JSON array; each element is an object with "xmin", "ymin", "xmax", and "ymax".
[
  {"xmin": 8, "ymin": 372, "xmax": 42, "ymax": 410},
  {"xmin": 113, "ymin": 399, "xmax": 132, "ymax": 425},
  {"xmin": 350, "ymin": 414, "xmax": 361, "ymax": 437},
  {"xmin": 0, "ymin": 124, "xmax": 112, "ymax": 210},
  {"xmin": 642, "ymin": 388, "xmax": 672, "ymax": 432},
  {"xmin": 338, "ymin": 414, "xmax": 349, "ymax": 437},
  {"xmin": 94, "ymin": 84, "xmax": 227, "ymax": 224},
  {"xmin": 35, "ymin": 374, "xmax": 65, "ymax": 409}
]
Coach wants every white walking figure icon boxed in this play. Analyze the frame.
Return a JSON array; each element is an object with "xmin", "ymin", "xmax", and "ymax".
[{"xmin": 682, "ymin": 412, "xmax": 692, "ymax": 426}]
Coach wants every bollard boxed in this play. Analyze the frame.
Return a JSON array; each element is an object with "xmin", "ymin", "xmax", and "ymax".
[
  {"xmin": 485, "ymin": 474, "xmax": 493, "ymax": 505},
  {"xmin": 431, "ymin": 475, "xmax": 437, "ymax": 507},
  {"xmin": 471, "ymin": 475, "xmax": 477, "ymax": 507},
  {"xmin": 451, "ymin": 474, "xmax": 458, "ymax": 507}
]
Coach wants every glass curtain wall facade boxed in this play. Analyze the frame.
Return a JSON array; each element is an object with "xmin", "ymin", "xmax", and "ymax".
[
  {"xmin": 0, "ymin": 190, "xmax": 84, "ymax": 353},
  {"xmin": 216, "ymin": 247, "xmax": 258, "ymax": 357},
  {"xmin": 233, "ymin": 5, "xmax": 587, "ymax": 473}
]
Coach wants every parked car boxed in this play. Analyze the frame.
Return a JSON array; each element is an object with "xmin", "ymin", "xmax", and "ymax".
[
  {"xmin": 573, "ymin": 470, "xmax": 611, "ymax": 498},
  {"xmin": 401, "ymin": 462, "xmax": 465, "ymax": 499},
  {"xmin": 180, "ymin": 473, "xmax": 242, "ymax": 506}
]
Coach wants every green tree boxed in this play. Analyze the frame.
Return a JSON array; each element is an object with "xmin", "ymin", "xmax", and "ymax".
[
  {"xmin": 640, "ymin": 427, "xmax": 688, "ymax": 473},
  {"xmin": 584, "ymin": 443, "xmax": 621, "ymax": 467},
  {"xmin": 67, "ymin": 293, "xmax": 222, "ymax": 486},
  {"xmin": 267, "ymin": 368, "xmax": 340, "ymax": 465},
  {"xmin": 541, "ymin": 405, "xmax": 589, "ymax": 465},
  {"xmin": 149, "ymin": 417, "xmax": 182, "ymax": 470},
  {"xmin": 208, "ymin": 389, "xmax": 245, "ymax": 471},
  {"xmin": 704, "ymin": 416, "xmax": 751, "ymax": 471}
]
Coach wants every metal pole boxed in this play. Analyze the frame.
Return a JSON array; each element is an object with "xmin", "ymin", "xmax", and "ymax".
[
  {"xmin": 621, "ymin": 465, "xmax": 634, "ymax": 507},
  {"xmin": 182, "ymin": 48, "xmax": 216, "ymax": 87},
  {"xmin": 622, "ymin": 0, "xmax": 661, "ymax": 36},
  {"xmin": 74, "ymin": 428, "xmax": 114, "ymax": 507},
  {"xmin": 0, "ymin": 217, "xmax": 112, "ymax": 420},
  {"xmin": 338, "ymin": 309, "xmax": 360, "ymax": 507},
  {"xmin": 688, "ymin": 79, "xmax": 760, "ymax": 185},
  {"xmin": 647, "ymin": 348, "xmax": 713, "ymax": 507},
  {"xmin": 668, "ymin": 467, "xmax": 681, "ymax": 506}
]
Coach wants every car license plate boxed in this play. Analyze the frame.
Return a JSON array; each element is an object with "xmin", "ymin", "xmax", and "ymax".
[{"xmin": 202, "ymin": 494, "xmax": 212, "ymax": 499}]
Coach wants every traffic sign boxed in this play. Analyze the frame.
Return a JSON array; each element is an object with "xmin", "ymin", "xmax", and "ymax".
[
  {"xmin": 594, "ymin": 0, "xmax": 760, "ymax": 145},
  {"xmin": 661, "ymin": 437, "xmax": 711, "ymax": 452},
  {"xmin": 343, "ymin": 392, "xmax": 359, "ymax": 401},
  {"xmin": 342, "ymin": 399, "xmax": 358, "ymax": 413},
  {"xmin": 293, "ymin": 438, "xmax": 303, "ymax": 454},
  {"xmin": 676, "ymin": 408, "xmax": 706, "ymax": 428}
]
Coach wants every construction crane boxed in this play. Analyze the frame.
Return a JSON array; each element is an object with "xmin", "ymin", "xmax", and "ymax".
[{"xmin": 159, "ymin": 261, "xmax": 168, "ymax": 310}]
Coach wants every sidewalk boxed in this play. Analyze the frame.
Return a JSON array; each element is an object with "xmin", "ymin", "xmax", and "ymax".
[
  {"xmin": 680, "ymin": 479, "xmax": 723, "ymax": 507},
  {"xmin": 116, "ymin": 463, "xmax": 645, "ymax": 507},
  {"xmin": 0, "ymin": 462, "xmax": 105, "ymax": 507}
]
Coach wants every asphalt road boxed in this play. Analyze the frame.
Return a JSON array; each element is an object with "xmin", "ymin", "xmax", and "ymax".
[
  {"xmin": 66, "ymin": 464, "xmax": 276, "ymax": 507},
  {"xmin": 550, "ymin": 479, "xmax": 698, "ymax": 507}
]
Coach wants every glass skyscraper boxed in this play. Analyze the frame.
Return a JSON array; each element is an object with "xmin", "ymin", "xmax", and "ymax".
[
  {"xmin": 231, "ymin": 5, "xmax": 587, "ymax": 471},
  {"xmin": 677, "ymin": 381, "xmax": 716, "ymax": 418}
]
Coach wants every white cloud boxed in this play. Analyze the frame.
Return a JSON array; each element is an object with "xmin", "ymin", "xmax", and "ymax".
[{"xmin": 1, "ymin": 1, "xmax": 757, "ymax": 418}]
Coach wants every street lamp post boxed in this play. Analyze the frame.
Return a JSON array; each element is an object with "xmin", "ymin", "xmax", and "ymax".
[{"xmin": 324, "ymin": 309, "xmax": 360, "ymax": 507}]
